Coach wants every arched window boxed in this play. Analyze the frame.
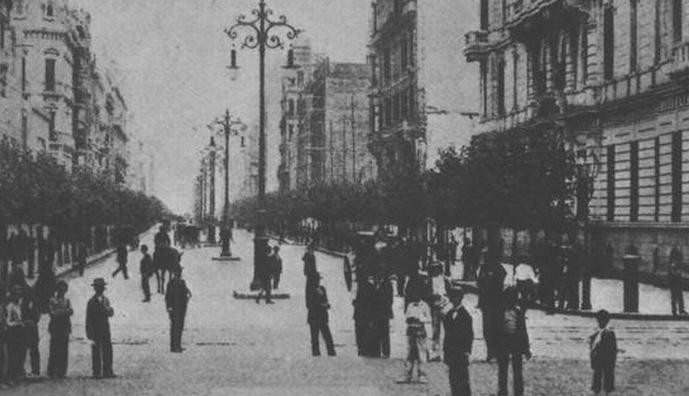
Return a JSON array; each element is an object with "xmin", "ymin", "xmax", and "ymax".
[
  {"xmin": 46, "ymin": 1, "xmax": 54, "ymax": 18},
  {"xmin": 15, "ymin": 0, "xmax": 24, "ymax": 15}
]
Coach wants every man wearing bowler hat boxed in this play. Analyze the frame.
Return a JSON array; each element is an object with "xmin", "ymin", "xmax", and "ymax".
[
  {"xmin": 86, "ymin": 278, "xmax": 115, "ymax": 378},
  {"xmin": 443, "ymin": 282, "xmax": 474, "ymax": 396}
]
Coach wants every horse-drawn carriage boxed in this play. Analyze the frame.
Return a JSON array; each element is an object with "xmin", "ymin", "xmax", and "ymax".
[{"xmin": 153, "ymin": 245, "xmax": 182, "ymax": 293}]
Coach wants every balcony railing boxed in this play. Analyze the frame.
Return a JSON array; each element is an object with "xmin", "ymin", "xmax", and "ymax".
[
  {"xmin": 464, "ymin": 30, "xmax": 489, "ymax": 62},
  {"xmin": 669, "ymin": 41, "xmax": 689, "ymax": 79}
]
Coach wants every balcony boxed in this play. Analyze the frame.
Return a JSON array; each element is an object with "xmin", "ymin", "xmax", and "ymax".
[
  {"xmin": 668, "ymin": 41, "xmax": 689, "ymax": 79},
  {"xmin": 464, "ymin": 30, "xmax": 489, "ymax": 62}
]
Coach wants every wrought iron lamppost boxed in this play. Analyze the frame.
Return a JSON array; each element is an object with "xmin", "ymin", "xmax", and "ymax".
[
  {"xmin": 225, "ymin": 0, "xmax": 300, "ymax": 290},
  {"xmin": 210, "ymin": 110, "xmax": 245, "ymax": 261}
]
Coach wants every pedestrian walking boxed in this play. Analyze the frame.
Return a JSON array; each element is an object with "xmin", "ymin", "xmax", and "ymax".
[
  {"xmin": 477, "ymin": 255, "xmax": 506, "ymax": 362},
  {"xmin": 461, "ymin": 237, "xmax": 473, "ymax": 281},
  {"xmin": 428, "ymin": 260, "xmax": 448, "ymax": 362},
  {"xmin": 373, "ymin": 271, "xmax": 394, "ymax": 359},
  {"xmin": 86, "ymin": 278, "xmax": 115, "ymax": 379},
  {"xmin": 514, "ymin": 257, "xmax": 537, "ymax": 305},
  {"xmin": 76, "ymin": 240, "xmax": 88, "ymax": 277},
  {"xmin": 589, "ymin": 309, "xmax": 617, "ymax": 396},
  {"xmin": 165, "ymin": 268, "xmax": 191, "ymax": 353},
  {"xmin": 343, "ymin": 248, "xmax": 354, "ymax": 292},
  {"xmin": 112, "ymin": 242, "xmax": 129, "ymax": 280},
  {"xmin": 306, "ymin": 272, "xmax": 335, "ymax": 356},
  {"xmin": 47, "ymin": 281, "xmax": 72, "ymax": 379},
  {"xmin": 256, "ymin": 246, "xmax": 274, "ymax": 304},
  {"xmin": 497, "ymin": 288, "xmax": 531, "ymax": 396},
  {"xmin": 140, "ymin": 245, "xmax": 153, "ymax": 302},
  {"xmin": 22, "ymin": 286, "xmax": 40, "ymax": 379},
  {"xmin": 270, "ymin": 246, "xmax": 283, "ymax": 290},
  {"xmin": 443, "ymin": 284, "xmax": 473, "ymax": 396},
  {"xmin": 399, "ymin": 291, "xmax": 430, "ymax": 383},
  {"xmin": 303, "ymin": 243, "xmax": 317, "ymax": 280},
  {"xmin": 5, "ymin": 285, "xmax": 26, "ymax": 383},
  {"xmin": 669, "ymin": 247, "xmax": 687, "ymax": 316},
  {"xmin": 154, "ymin": 225, "xmax": 171, "ymax": 294}
]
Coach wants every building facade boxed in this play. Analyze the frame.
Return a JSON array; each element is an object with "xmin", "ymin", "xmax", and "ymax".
[
  {"xmin": 465, "ymin": 0, "xmax": 689, "ymax": 272},
  {"xmin": 368, "ymin": 0, "xmax": 474, "ymax": 182}
]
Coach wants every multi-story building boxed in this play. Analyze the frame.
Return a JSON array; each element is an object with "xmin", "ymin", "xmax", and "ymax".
[
  {"xmin": 464, "ymin": 0, "xmax": 689, "ymax": 271},
  {"xmin": 278, "ymin": 38, "xmax": 313, "ymax": 192},
  {"xmin": 0, "ymin": 0, "xmax": 22, "ymax": 146},
  {"xmin": 368, "ymin": 0, "xmax": 474, "ymax": 182}
]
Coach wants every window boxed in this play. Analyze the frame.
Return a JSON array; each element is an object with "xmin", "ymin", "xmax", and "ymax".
[
  {"xmin": 383, "ymin": 49, "xmax": 391, "ymax": 84},
  {"xmin": 481, "ymin": 59, "xmax": 488, "ymax": 116},
  {"xmin": 392, "ymin": 94, "xmax": 400, "ymax": 124},
  {"xmin": 496, "ymin": 56, "xmax": 505, "ymax": 116},
  {"xmin": 48, "ymin": 110, "xmax": 57, "ymax": 141},
  {"xmin": 288, "ymin": 125, "xmax": 294, "ymax": 139},
  {"xmin": 21, "ymin": 111, "xmax": 28, "ymax": 149},
  {"xmin": 480, "ymin": 0, "xmax": 489, "ymax": 30},
  {"xmin": 531, "ymin": 40, "xmax": 546, "ymax": 96},
  {"xmin": 400, "ymin": 91, "xmax": 408, "ymax": 120},
  {"xmin": 45, "ymin": 58, "xmax": 56, "ymax": 91},
  {"xmin": 21, "ymin": 58, "xmax": 26, "ymax": 92},
  {"xmin": 630, "ymin": 0, "xmax": 638, "ymax": 71},
  {"xmin": 512, "ymin": 50, "xmax": 518, "ymax": 110},
  {"xmin": 0, "ymin": 64, "xmax": 7, "ymax": 98},
  {"xmin": 15, "ymin": 0, "xmax": 24, "ymax": 15},
  {"xmin": 672, "ymin": 131, "xmax": 682, "ymax": 222},
  {"xmin": 630, "ymin": 141, "xmax": 639, "ymax": 221},
  {"xmin": 46, "ymin": 2, "xmax": 54, "ymax": 18},
  {"xmin": 674, "ymin": 0, "xmax": 683, "ymax": 44},
  {"xmin": 408, "ymin": 29, "xmax": 414, "ymax": 68},
  {"xmin": 394, "ymin": 0, "xmax": 402, "ymax": 14},
  {"xmin": 580, "ymin": 25, "xmax": 588, "ymax": 84},
  {"xmin": 570, "ymin": 27, "xmax": 579, "ymax": 86},
  {"xmin": 655, "ymin": 0, "xmax": 662, "ymax": 64},
  {"xmin": 384, "ymin": 97, "xmax": 392, "ymax": 126},
  {"xmin": 603, "ymin": 5, "xmax": 614, "ymax": 80},
  {"xmin": 371, "ymin": 55, "xmax": 378, "ymax": 87},
  {"xmin": 401, "ymin": 35, "xmax": 408, "ymax": 70},
  {"xmin": 408, "ymin": 86, "xmax": 415, "ymax": 120},
  {"xmin": 38, "ymin": 137, "xmax": 46, "ymax": 151},
  {"xmin": 1, "ymin": 17, "xmax": 5, "ymax": 50},
  {"xmin": 607, "ymin": 145, "xmax": 615, "ymax": 221},
  {"xmin": 297, "ymin": 71, "xmax": 304, "ymax": 86},
  {"xmin": 288, "ymin": 99, "xmax": 295, "ymax": 116}
]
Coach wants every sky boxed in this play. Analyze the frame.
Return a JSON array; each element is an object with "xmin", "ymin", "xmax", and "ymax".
[{"xmin": 68, "ymin": 0, "xmax": 477, "ymax": 214}]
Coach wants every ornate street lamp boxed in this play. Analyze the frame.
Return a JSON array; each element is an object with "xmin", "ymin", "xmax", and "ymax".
[
  {"xmin": 209, "ymin": 110, "xmax": 246, "ymax": 261},
  {"xmin": 225, "ymin": 0, "xmax": 300, "ymax": 290}
]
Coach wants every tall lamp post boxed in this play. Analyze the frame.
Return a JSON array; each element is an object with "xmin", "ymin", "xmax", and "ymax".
[
  {"xmin": 225, "ymin": 0, "xmax": 299, "ymax": 290},
  {"xmin": 208, "ymin": 136, "xmax": 217, "ymax": 244},
  {"xmin": 210, "ymin": 109, "xmax": 245, "ymax": 261}
]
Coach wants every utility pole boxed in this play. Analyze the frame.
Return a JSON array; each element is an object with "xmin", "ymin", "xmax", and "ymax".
[
  {"xmin": 341, "ymin": 114, "xmax": 347, "ymax": 183},
  {"xmin": 350, "ymin": 94, "xmax": 357, "ymax": 183}
]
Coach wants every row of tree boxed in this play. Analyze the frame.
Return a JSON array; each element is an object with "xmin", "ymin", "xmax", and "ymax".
[
  {"xmin": 230, "ymin": 125, "xmax": 581, "ymax": 239},
  {"xmin": 0, "ymin": 141, "xmax": 169, "ymax": 238}
]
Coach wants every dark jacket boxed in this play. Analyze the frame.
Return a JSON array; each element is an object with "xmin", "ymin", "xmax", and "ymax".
[
  {"xmin": 154, "ymin": 231, "xmax": 171, "ymax": 248},
  {"xmin": 477, "ymin": 263, "xmax": 507, "ymax": 306},
  {"xmin": 140, "ymin": 253, "xmax": 153, "ymax": 276},
  {"xmin": 116, "ymin": 245, "xmax": 128, "ymax": 264},
  {"xmin": 166, "ymin": 278, "xmax": 191, "ymax": 315},
  {"xmin": 303, "ymin": 251, "xmax": 317, "ymax": 278},
  {"xmin": 86, "ymin": 295, "xmax": 113, "ymax": 341},
  {"xmin": 306, "ymin": 283, "xmax": 330, "ymax": 324},
  {"xmin": 590, "ymin": 328, "xmax": 617, "ymax": 369},
  {"xmin": 270, "ymin": 253, "xmax": 283, "ymax": 275},
  {"xmin": 498, "ymin": 305, "xmax": 531, "ymax": 356},
  {"xmin": 443, "ymin": 305, "xmax": 474, "ymax": 365}
]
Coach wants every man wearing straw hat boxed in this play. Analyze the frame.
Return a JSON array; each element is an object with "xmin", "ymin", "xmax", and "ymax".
[{"xmin": 86, "ymin": 278, "xmax": 115, "ymax": 378}]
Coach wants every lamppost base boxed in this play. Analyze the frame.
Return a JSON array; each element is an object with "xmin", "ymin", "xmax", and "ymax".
[
  {"xmin": 232, "ymin": 290, "xmax": 291, "ymax": 300},
  {"xmin": 212, "ymin": 255, "xmax": 241, "ymax": 261}
]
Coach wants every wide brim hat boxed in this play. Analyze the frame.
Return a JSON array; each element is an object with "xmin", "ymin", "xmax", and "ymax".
[{"xmin": 91, "ymin": 278, "xmax": 107, "ymax": 287}]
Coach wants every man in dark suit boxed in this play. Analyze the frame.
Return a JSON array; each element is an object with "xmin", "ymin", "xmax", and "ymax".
[
  {"xmin": 112, "ymin": 242, "xmax": 129, "ymax": 280},
  {"xmin": 497, "ymin": 287, "xmax": 531, "ymax": 396},
  {"xmin": 443, "ymin": 284, "xmax": 474, "ymax": 396},
  {"xmin": 86, "ymin": 278, "xmax": 115, "ymax": 378},
  {"xmin": 166, "ymin": 268, "xmax": 191, "ymax": 352},
  {"xmin": 306, "ymin": 272, "xmax": 335, "ymax": 356}
]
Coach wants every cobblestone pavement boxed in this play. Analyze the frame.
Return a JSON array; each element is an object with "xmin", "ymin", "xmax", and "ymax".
[{"xmin": 6, "ymin": 229, "xmax": 689, "ymax": 395}]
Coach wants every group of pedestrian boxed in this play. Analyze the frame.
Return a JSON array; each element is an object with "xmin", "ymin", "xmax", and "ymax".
[
  {"xmin": 0, "ymin": 279, "xmax": 73, "ymax": 385},
  {"xmin": 255, "ymin": 244, "xmax": 283, "ymax": 304}
]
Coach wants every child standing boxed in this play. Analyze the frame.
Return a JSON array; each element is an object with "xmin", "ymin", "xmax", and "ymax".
[
  {"xmin": 402, "ymin": 292, "xmax": 431, "ymax": 383},
  {"xmin": 589, "ymin": 309, "xmax": 617, "ymax": 396}
]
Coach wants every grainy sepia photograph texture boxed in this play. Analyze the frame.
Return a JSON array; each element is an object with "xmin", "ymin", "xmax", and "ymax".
[{"xmin": 1, "ymin": 0, "xmax": 689, "ymax": 395}]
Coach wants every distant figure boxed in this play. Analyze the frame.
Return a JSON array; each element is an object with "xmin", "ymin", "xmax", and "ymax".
[
  {"xmin": 166, "ymin": 268, "xmax": 191, "ymax": 353},
  {"xmin": 48, "ymin": 280, "xmax": 73, "ymax": 378},
  {"xmin": 477, "ymin": 256, "xmax": 507, "ymax": 362},
  {"xmin": 401, "ymin": 292, "xmax": 431, "ymax": 383},
  {"xmin": 461, "ymin": 237, "xmax": 473, "ymax": 281},
  {"xmin": 497, "ymin": 288, "xmax": 531, "ymax": 396},
  {"xmin": 86, "ymin": 278, "xmax": 115, "ymax": 379},
  {"xmin": 6, "ymin": 285, "xmax": 27, "ymax": 382},
  {"xmin": 270, "ymin": 246, "xmax": 283, "ymax": 290},
  {"xmin": 112, "ymin": 243, "xmax": 129, "ymax": 280},
  {"xmin": 343, "ymin": 249, "xmax": 354, "ymax": 292},
  {"xmin": 589, "ymin": 309, "xmax": 617, "ymax": 396},
  {"xmin": 140, "ymin": 245, "xmax": 153, "ymax": 302},
  {"xmin": 306, "ymin": 272, "xmax": 335, "ymax": 356},
  {"xmin": 443, "ymin": 284, "xmax": 473, "ymax": 396},
  {"xmin": 76, "ymin": 240, "xmax": 88, "ymax": 277},
  {"xmin": 669, "ymin": 247, "xmax": 687, "ymax": 316},
  {"xmin": 22, "ymin": 285, "xmax": 41, "ymax": 378},
  {"xmin": 255, "ymin": 246, "xmax": 274, "ymax": 304},
  {"xmin": 303, "ymin": 243, "xmax": 317, "ymax": 280}
]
